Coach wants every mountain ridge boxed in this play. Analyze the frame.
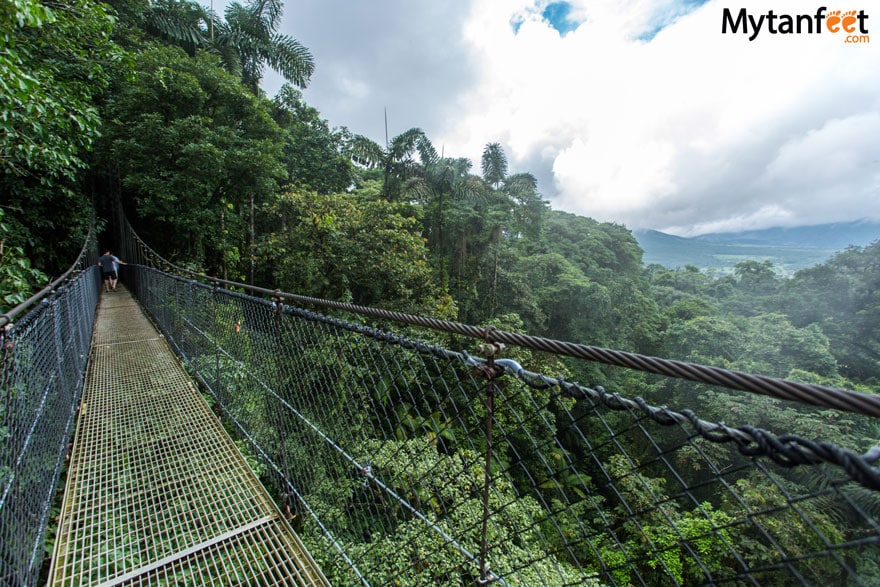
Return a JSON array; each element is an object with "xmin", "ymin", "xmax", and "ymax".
[{"xmin": 634, "ymin": 220, "xmax": 880, "ymax": 274}]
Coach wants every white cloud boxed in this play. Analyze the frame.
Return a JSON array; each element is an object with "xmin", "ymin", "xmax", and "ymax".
[
  {"xmin": 439, "ymin": 0, "xmax": 880, "ymax": 234},
  {"xmin": 221, "ymin": 0, "xmax": 880, "ymax": 235}
]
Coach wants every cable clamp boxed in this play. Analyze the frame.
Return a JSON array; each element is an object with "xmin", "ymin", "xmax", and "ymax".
[
  {"xmin": 361, "ymin": 464, "xmax": 373, "ymax": 487},
  {"xmin": 476, "ymin": 342, "xmax": 505, "ymax": 358},
  {"xmin": 476, "ymin": 562, "xmax": 497, "ymax": 584}
]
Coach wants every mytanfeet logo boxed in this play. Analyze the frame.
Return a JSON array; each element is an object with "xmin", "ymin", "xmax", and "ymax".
[{"xmin": 722, "ymin": 6, "xmax": 870, "ymax": 42}]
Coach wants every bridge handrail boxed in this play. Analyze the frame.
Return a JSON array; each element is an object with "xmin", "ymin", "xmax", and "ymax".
[
  {"xmin": 0, "ymin": 224, "xmax": 97, "ymax": 329},
  {"xmin": 124, "ymin": 222, "xmax": 880, "ymax": 419},
  {"xmin": 130, "ymin": 262, "xmax": 880, "ymax": 585},
  {"xmin": 117, "ymin": 217, "xmax": 880, "ymax": 585},
  {"xmin": 1, "ymin": 223, "xmax": 99, "ymax": 587}
]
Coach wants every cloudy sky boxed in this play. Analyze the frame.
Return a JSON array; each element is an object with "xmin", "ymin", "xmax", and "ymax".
[{"xmin": 212, "ymin": 0, "xmax": 879, "ymax": 236}]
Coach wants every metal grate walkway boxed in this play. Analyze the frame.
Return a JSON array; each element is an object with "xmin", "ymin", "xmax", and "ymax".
[{"xmin": 47, "ymin": 286, "xmax": 330, "ymax": 586}]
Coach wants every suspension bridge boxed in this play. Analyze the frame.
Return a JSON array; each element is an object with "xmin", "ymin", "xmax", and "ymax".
[
  {"xmin": 48, "ymin": 285, "xmax": 328, "ymax": 586},
  {"xmin": 1, "ymin": 220, "xmax": 879, "ymax": 586}
]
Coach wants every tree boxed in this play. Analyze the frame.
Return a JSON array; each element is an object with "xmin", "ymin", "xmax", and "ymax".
[
  {"xmin": 513, "ymin": 211, "xmax": 658, "ymax": 354},
  {"xmin": 214, "ymin": 0, "xmax": 314, "ymax": 92},
  {"xmin": 1, "ymin": 0, "xmax": 122, "ymax": 269},
  {"xmin": 730, "ymin": 260, "xmax": 781, "ymax": 311},
  {"xmin": 105, "ymin": 45, "xmax": 286, "ymax": 275},
  {"xmin": 139, "ymin": 0, "xmax": 314, "ymax": 93},
  {"xmin": 480, "ymin": 142, "xmax": 546, "ymax": 240},
  {"xmin": 495, "ymin": 252, "xmax": 608, "ymax": 342},
  {"xmin": 480, "ymin": 142, "xmax": 507, "ymax": 189},
  {"xmin": 781, "ymin": 242, "xmax": 880, "ymax": 382},
  {"xmin": 0, "ymin": 0, "xmax": 107, "ymax": 183},
  {"xmin": 349, "ymin": 128, "xmax": 436, "ymax": 201},
  {"xmin": 406, "ymin": 155, "xmax": 487, "ymax": 290},
  {"xmin": 469, "ymin": 143, "xmax": 549, "ymax": 321},
  {"xmin": 0, "ymin": 209, "xmax": 48, "ymax": 312},
  {"xmin": 271, "ymin": 85, "xmax": 354, "ymax": 194},
  {"xmin": 257, "ymin": 185, "xmax": 447, "ymax": 313}
]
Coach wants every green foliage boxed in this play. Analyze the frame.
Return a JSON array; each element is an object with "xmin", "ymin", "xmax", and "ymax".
[
  {"xmin": 587, "ymin": 455, "xmax": 739, "ymax": 585},
  {"xmin": 106, "ymin": 45, "xmax": 285, "ymax": 272},
  {"xmin": 781, "ymin": 242, "xmax": 880, "ymax": 382},
  {"xmin": 258, "ymin": 188, "xmax": 443, "ymax": 311},
  {"xmin": 234, "ymin": 438, "xmax": 267, "ymax": 479},
  {"xmin": 138, "ymin": 0, "xmax": 313, "ymax": 92},
  {"xmin": 0, "ymin": 0, "xmax": 115, "ymax": 182},
  {"xmin": 271, "ymin": 85, "xmax": 354, "ymax": 193},
  {"xmin": 719, "ymin": 473, "xmax": 850, "ymax": 584},
  {"xmin": 0, "ymin": 210, "xmax": 48, "ymax": 312},
  {"xmin": 491, "ymin": 211, "xmax": 658, "ymax": 358},
  {"xmin": 303, "ymin": 437, "xmax": 597, "ymax": 586},
  {"xmin": 1, "ymin": 0, "xmax": 121, "ymax": 269}
]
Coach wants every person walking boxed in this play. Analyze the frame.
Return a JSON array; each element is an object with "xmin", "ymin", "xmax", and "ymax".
[{"xmin": 97, "ymin": 250, "xmax": 126, "ymax": 292}]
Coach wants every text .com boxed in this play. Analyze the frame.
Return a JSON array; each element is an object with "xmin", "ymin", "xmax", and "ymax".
[{"xmin": 722, "ymin": 6, "xmax": 870, "ymax": 42}]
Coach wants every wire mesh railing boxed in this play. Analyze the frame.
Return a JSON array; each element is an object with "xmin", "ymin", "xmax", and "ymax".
[
  {"xmin": 121, "ymin": 230, "xmax": 880, "ymax": 587},
  {"xmin": 0, "ymin": 231, "xmax": 99, "ymax": 587}
]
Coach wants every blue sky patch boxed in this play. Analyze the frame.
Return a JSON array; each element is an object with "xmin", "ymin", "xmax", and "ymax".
[
  {"xmin": 511, "ymin": 2, "xmax": 582, "ymax": 36},
  {"xmin": 511, "ymin": 15, "xmax": 525, "ymax": 34},
  {"xmin": 542, "ymin": 2, "xmax": 580, "ymax": 35},
  {"xmin": 638, "ymin": 0, "xmax": 712, "ymax": 41}
]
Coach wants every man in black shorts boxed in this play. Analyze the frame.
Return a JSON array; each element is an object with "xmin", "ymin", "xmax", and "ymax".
[{"xmin": 97, "ymin": 250, "xmax": 125, "ymax": 292}]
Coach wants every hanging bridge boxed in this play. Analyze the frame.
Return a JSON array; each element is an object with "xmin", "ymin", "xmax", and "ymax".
[{"xmin": 1, "ymin": 220, "xmax": 879, "ymax": 586}]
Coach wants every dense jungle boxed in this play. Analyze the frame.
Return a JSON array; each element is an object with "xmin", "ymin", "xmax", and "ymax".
[{"xmin": 2, "ymin": 0, "xmax": 879, "ymax": 584}]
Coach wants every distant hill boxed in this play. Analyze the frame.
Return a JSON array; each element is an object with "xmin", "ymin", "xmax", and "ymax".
[{"xmin": 635, "ymin": 220, "xmax": 880, "ymax": 275}]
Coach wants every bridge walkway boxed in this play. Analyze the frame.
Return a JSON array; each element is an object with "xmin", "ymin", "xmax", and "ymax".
[{"xmin": 47, "ymin": 286, "xmax": 329, "ymax": 586}]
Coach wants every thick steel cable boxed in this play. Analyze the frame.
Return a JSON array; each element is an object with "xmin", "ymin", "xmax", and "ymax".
[
  {"xmin": 124, "ymin": 226, "xmax": 880, "ymax": 586},
  {"xmin": 121, "ymin": 221, "xmax": 880, "ymax": 419},
  {"xmin": 141, "ymin": 269, "xmax": 880, "ymax": 492},
  {"xmin": 154, "ymin": 277, "xmax": 508, "ymax": 584}
]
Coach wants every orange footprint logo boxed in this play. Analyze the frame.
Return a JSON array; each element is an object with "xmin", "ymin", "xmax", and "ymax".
[
  {"xmin": 826, "ymin": 10, "xmax": 842, "ymax": 32},
  {"xmin": 841, "ymin": 10, "xmax": 858, "ymax": 32}
]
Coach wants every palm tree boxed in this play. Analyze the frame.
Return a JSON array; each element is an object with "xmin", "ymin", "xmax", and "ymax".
[
  {"xmin": 142, "ymin": 0, "xmax": 209, "ymax": 54},
  {"xmin": 408, "ymin": 154, "xmax": 488, "ymax": 291},
  {"xmin": 479, "ymin": 143, "xmax": 547, "ymax": 318},
  {"xmin": 349, "ymin": 128, "xmax": 436, "ymax": 201},
  {"xmin": 481, "ymin": 142, "xmax": 508, "ymax": 190},
  {"xmin": 480, "ymin": 142, "xmax": 545, "ymax": 239},
  {"xmin": 213, "ymin": 0, "xmax": 314, "ymax": 92},
  {"xmin": 142, "ymin": 0, "xmax": 314, "ymax": 93}
]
